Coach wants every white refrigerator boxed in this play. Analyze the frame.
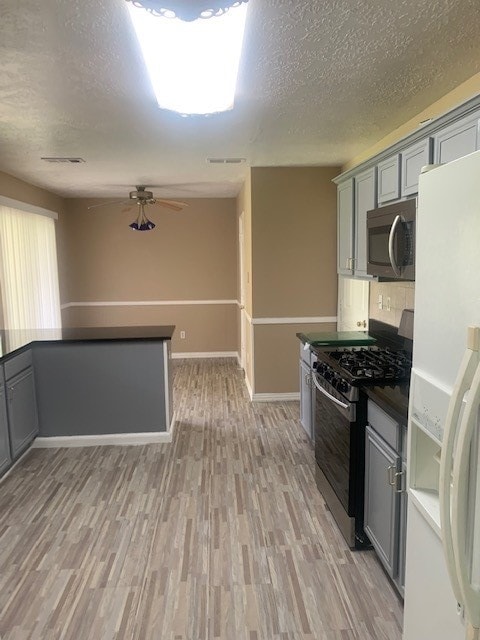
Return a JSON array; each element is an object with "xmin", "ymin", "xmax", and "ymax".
[{"xmin": 403, "ymin": 150, "xmax": 480, "ymax": 640}]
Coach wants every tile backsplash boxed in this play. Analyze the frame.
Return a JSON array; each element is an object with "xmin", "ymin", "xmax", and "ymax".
[{"xmin": 369, "ymin": 281, "xmax": 415, "ymax": 328}]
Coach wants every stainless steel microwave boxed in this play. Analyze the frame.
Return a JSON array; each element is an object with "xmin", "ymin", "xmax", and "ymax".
[{"xmin": 366, "ymin": 198, "xmax": 416, "ymax": 280}]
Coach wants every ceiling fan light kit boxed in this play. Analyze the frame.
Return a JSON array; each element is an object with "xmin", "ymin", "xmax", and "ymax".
[
  {"xmin": 87, "ymin": 186, "xmax": 186, "ymax": 231},
  {"xmin": 125, "ymin": 0, "xmax": 248, "ymax": 21}
]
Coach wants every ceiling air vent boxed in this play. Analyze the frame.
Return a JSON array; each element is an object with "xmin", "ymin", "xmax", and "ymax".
[
  {"xmin": 41, "ymin": 157, "xmax": 86, "ymax": 163},
  {"xmin": 206, "ymin": 157, "xmax": 246, "ymax": 164}
]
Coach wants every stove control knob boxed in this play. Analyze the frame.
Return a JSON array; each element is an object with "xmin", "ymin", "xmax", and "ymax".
[
  {"xmin": 324, "ymin": 369, "xmax": 334, "ymax": 381},
  {"xmin": 337, "ymin": 379, "xmax": 349, "ymax": 393}
]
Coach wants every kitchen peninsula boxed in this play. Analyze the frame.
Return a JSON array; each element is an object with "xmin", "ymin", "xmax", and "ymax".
[{"xmin": 0, "ymin": 326, "xmax": 175, "ymax": 478}]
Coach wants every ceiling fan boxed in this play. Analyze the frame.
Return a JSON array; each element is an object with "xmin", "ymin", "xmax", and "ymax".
[{"xmin": 87, "ymin": 186, "xmax": 188, "ymax": 231}]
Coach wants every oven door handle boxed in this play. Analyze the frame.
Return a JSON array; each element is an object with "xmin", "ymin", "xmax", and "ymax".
[
  {"xmin": 388, "ymin": 214, "xmax": 403, "ymax": 277},
  {"xmin": 312, "ymin": 373, "xmax": 349, "ymax": 409}
]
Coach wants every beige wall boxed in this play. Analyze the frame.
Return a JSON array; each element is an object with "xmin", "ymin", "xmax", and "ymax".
[
  {"xmin": 254, "ymin": 322, "xmax": 336, "ymax": 394},
  {"xmin": 344, "ymin": 71, "xmax": 480, "ymax": 171},
  {"xmin": 61, "ymin": 197, "xmax": 238, "ymax": 354},
  {"xmin": 251, "ymin": 167, "xmax": 339, "ymax": 317},
  {"xmin": 246, "ymin": 167, "xmax": 340, "ymax": 395}
]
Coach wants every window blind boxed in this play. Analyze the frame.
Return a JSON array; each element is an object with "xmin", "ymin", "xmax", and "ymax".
[{"xmin": 0, "ymin": 205, "xmax": 61, "ymax": 349}]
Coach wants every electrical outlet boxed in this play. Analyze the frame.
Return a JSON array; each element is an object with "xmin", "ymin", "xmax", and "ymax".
[
  {"xmin": 180, "ymin": 331, "xmax": 186, "ymax": 339},
  {"xmin": 378, "ymin": 294, "xmax": 383, "ymax": 309},
  {"xmin": 386, "ymin": 297, "xmax": 391, "ymax": 311}
]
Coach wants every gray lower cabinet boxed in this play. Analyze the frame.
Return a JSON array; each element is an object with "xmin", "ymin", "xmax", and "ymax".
[
  {"xmin": 299, "ymin": 359, "xmax": 313, "ymax": 439},
  {"xmin": 6, "ymin": 366, "xmax": 39, "ymax": 459},
  {"xmin": 396, "ymin": 459, "xmax": 408, "ymax": 596},
  {"xmin": 0, "ymin": 382, "xmax": 12, "ymax": 475},
  {"xmin": 364, "ymin": 424, "xmax": 401, "ymax": 578}
]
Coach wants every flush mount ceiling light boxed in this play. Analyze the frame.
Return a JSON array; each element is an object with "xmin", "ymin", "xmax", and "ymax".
[
  {"xmin": 126, "ymin": 0, "xmax": 248, "ymax": 21},
  {"xmin": 126, "ymin": 1, "xmax": 248, "ymax": 115}
]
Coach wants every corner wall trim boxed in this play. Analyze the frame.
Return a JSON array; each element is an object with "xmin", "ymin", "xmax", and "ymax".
[
  {"xmin": 251, "ymin": 392, "xmax": 300, "ymax": 402},
  {"xmin": 244, "ymin": 375, "xmax": 254, "ymax": 401},
  {"xmin": 61, "ymin": 299, "xmax": 238, "ymax": 310},
  {"xmin": 172, "ymin": 351, "xmax": 238, "ymax": 359},
  {"xmin": 252, "ymin": 316, "xmax": 337, "ymax": 325}
]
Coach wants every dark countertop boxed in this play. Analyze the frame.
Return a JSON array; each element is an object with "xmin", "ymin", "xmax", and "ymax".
[
  {"xmin": 0, "ymin": 325, "xmax": 175, "ymax": 360},
  {"xmin": 297, "ymin": 331, "xmax": 377, "ymax": 347},
  {"xmin": 363, "ymin": 383, "xmax": 410, "ymax": 425}
]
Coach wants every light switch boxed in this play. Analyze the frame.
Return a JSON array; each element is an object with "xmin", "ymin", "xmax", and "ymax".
[{"xmin": 378, "ymin": 295, "xmax": 383, "ymax": 309}]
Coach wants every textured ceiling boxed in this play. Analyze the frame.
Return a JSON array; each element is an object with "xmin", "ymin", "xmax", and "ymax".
[{"xmin": 0, "ymin": 0, "xmax": 480, "ymax": 198}]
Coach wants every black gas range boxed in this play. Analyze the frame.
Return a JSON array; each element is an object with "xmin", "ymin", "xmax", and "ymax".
[
  {"xmin": 314, "ymin": 346, "xmax": 412, "ymax": 401},
  {"xmin": 311, "ymin": 321, "xmax": 412, "ymax": 549}
]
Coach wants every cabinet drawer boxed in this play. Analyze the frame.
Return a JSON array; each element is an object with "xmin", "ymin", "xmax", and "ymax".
[
  {"xmin": 4, "ymin": 349, "xmax": 33, "ymax": 381},
  {"xmin": 367, "ymin": 400, "xmax": 400, "ymax": 451}
]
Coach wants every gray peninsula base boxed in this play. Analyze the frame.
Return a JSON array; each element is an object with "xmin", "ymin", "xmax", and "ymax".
[{"xmin": 34, "ymin": 340, "xmax": 173, "ymax": 438}]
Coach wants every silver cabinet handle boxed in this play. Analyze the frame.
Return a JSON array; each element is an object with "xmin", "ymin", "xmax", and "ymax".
[
  {"xmin": 387, "ymin": 465, "xmax": 396, "ymax": 487},
  {"xmin": 305, "ymin": 373, "xmax": 311, "ymax": 388},
  {"xmin": 388, "ymin": 214, "xmax": 402, "ymax": 276},
  {"xmin": 312, "ymin": 373, "xmax": 349, "ymax": 409},
  {"xmin": 356, "ymin": 320, "xmax": 367, "ymax": 328},
  {"xmin": 394, "ymin": 470, "xmax": 405, "ymax": 493}
]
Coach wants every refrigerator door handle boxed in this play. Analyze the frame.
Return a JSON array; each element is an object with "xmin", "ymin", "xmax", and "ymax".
[
  {"xmin": 440, "ymin": 327, "xmax": 480, "ymax": 608},
  {"xmin": 388, "ymin": 214, "xmax": 402, "ymax": 276},
  {"xmin": 451, "ymin": 356, "xmax": 480, "ymax": 637}
]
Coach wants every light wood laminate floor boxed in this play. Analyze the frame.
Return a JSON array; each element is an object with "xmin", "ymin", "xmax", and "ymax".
[{"xmin": 0, "ymin": 359, "xmax": 403, "ymax": 640}]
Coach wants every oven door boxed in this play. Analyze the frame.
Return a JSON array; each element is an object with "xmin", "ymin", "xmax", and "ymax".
[{"xmin": 313, "ymin": 372, "xmax": 356, "ymax": 515}]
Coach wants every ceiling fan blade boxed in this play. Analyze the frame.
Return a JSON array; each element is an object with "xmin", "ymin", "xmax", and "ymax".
[
  {"xmin": 153, "ymin": 199, "xmax": 188, "ymax": 211},
  {"xmin": 87, "ymin": 200, "xmax": 130, "ymax": 211}
]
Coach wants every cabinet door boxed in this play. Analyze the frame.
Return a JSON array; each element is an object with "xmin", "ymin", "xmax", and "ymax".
[
  {"xmin": 0, "ymin": 383, "xmax": 12, "ymax": 476},
  {"xmin": 299, "ymin": 359, "xmax": 312, "ymax": 439},
  {"xmin": 337, "ymin": 180, "xmax": 354, "ymax": 275},
  {"xmin": 354, "ymin": 168, "xmax": 376, "ymax": 277},
  {"xmin": 401, "ymin": 138, "xmax": 433, "ymax": 197},
  {"xmin": 434, "ymin": 112, "xmax": 480, "ymax": 164},
  {"xmin": 377, "ymin": 154, "xmax": 400, "ymax": 204},
  {"xmin": 364, "ymin": 424, "xmax": 400, "ymax": 577},
  {"xmin": 396, "ymin": 460, "xmax": 408, "ymax": 596},
  {"xmin": 7, "ymin": 367, "xmax": 38, "ymax": 459}
]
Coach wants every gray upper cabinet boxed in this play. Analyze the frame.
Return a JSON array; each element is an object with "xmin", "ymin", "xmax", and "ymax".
[
  {"xmin": 434, "ymin": 112, "xmax": 480, "ymax": 164},
  {"xmin": 354, "ymin": 167, "xmax": 376, "ymax": 277},
  {"xmin": 0, "ymin": 377, "xmax": 12, "ymax": 476},
  {"xmin": 337, "ymin": 179, "xmax": 354, "ymax": 275},
  {"xmin": 6, "ymin": 366, "xmax": 39, "ymax": 459},
  {"xmin": 377, "ymin": 154, "xmax": 400, "ymax": 204},
  {"xmin": 401, "ymin": 138, "xmax": 433, "ymax": 197}
]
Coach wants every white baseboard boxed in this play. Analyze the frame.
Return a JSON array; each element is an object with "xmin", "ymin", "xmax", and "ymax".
[
  {"xmin": 251, "ymin": 392, "xmax": 300, "ymax": 402},
  {"xmin": 33, "ymin": 413, "xmax": 177, "ymax": 448},
  {"xmin": 172, "ymin": 351, "xmax": 239, "ymax": 359}
]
